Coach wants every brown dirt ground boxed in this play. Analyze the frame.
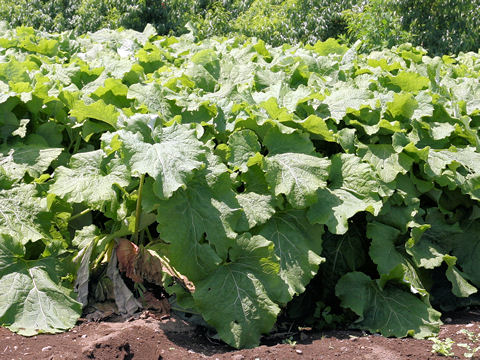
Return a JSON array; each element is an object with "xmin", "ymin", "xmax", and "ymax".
[{"xmin": 1, "ymin": 309, "xmax": 480, "ymax": 360}]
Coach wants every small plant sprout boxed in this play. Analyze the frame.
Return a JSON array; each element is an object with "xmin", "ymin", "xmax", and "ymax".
[
  {"xmin": 282, "ymin": 336, "xmax": 297, "ymax": 347},
  {"xmin": 457, "ymin": 327, "xmax": 480, "ymax": 359},
  {"xmin": 430, "ymin": 337, "xmax": 454, "ymax": 357}
]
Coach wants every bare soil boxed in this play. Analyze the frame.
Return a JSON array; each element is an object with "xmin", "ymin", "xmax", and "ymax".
[{"xmin": 1, "ymin": 308, "xmax": 480, "ymax": 360}]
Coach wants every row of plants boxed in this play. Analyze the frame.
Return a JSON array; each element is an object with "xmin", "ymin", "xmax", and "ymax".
[
  {"xmin": 1, "ymin": 0, "xmax": 479, "ymax": 55},
  {"xmin": 1, "ymin": 24, "xmax": 480, "ymax": 348}
]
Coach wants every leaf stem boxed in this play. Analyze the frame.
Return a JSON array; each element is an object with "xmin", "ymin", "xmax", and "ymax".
[
  {"xmin": 70, "ymin": 208, "xmax": 92, "ymax": 221},
  {"xmin": 145, "ymin": 227, "xmax": 154, "ymax": 243},
  {"xmin": 133, "ymin": 174, "xmax": 145, "ymax": 244},
  {"xmin": 91, "ymin": 227, "xmax": 133, "ymax": 269}
]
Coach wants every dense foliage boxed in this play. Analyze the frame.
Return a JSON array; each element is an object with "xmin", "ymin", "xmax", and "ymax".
[
  {"xmin": 1, "ymin": 0, "xmax": 479, "ymax": 55},
  {"xmin": 189, "ymin": 0, "xmax": 354, "ymax": 46},
  {"xmin": 2, "ymin": 24, "xmax": 480, "ymax": 348},
  {"xmin": 0, "ymin": 0, "xmax": 177, "ymax": 34},
  {"xmin": 344, "ymin": 0, "xmax": 480, "ymax": 55}
]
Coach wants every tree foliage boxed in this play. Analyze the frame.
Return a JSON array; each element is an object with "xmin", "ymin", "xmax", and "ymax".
[
  {"xmin": 343, "ymin": 0, "xmax": 480, "ymax": 55},
  {"xmin": 0, "ymin": 0, "xmax": 479, "ymax": 55}
]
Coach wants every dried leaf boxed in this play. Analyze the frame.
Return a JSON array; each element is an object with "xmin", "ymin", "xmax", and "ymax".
[
  {"xmin": 74, "ymin": 244, "xmax": 94, "ymax": 308},
  {"xmin": 142, "ymin": 291, "xmax": 170, "ymax": 315},
  {"xmin": 135, "ymin": 247, "xmax": 165, "ymax": 286},
  {"xmin": 116, "ymin": 238, "xmax": 142, "ymax": 283},
  {"xmin": 107, "ymin": 251, "xmax": 141, "ymax": 315}
]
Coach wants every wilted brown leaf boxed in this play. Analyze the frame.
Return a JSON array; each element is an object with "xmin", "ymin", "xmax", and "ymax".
[
  {"xmin": 142, "ymin": 291, "xmax": 171, "ymax": 314},
  {"xmin": 116, "ymin": 238, "xmax": 142, "ymax": 283},
  {"xmin": 116, "ymin": 238, "xmax": 194, "ymax": 293}
]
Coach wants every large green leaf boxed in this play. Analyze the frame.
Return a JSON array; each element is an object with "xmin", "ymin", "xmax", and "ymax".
[
  {"xmin": 263, "ymin": 126, "xmax": 315, "ymax": 155},
  {"xmin": 70, "ymin": 100, "xmax": 119, "ymax": 127},
  {"xmin": 323, "ymin": 86, "xmax": 376, "ymax": 122},
  {"xmin": 403, "ymin": 210, "xmax": 478, "ymax": 296},
  {"xmin": 127, "ymin": 82, "xmax": 176, "ymax": 117},
  {"xmin": 406, "ymin": 224, "xmax": 447, "ymax": 270},
  {"xmin": 387, "ymin": 72, "xmax": 430, "ymax": 93},
  {"xmin": 424, "ymin": 147, "xmax": 480, "ymax": 200},
  {"xmin": 0, "ymin": 143, "xmax": 63, "ymax": 182},
  {"xmin": 448, "ymin": 219, "xmax": 480, "ymax": 288},
  {"xmin": 50, "ymin": 150, "xmax": 130, "ymax": 212},
  {"xmin": 91, "ymin": 78, "xmax": 130, "ymax": 108},
  {"xmin": 192, "ymin": 233, "xmax": 284, "ymax": 349},
  {"xmin": 357, "ymin": 144, "xmax": 413, "ymax": 184},
  {"xmin": 367, "ymin": 222, "xmax": 428, "ymax": 296},
  {"xmin": 103, "ymin": 123, "xmax": 207, "ymax": 199},
  {"xmin": 151, "ymin": 157, "xmax": 242, "ymax": 281},
  {"xmin": 0, "ymin": 234, "xmax": 82, "ymax": 335},
  {"xmin": 227, "ymin": 129, "xmax": 261, "ymax": 172},
  {"xmin": 297, "ymin": 115, "xmax": 335, "ymax": 142},
  {"xmin": 0, "ymin": 184, "xmax": 50, "ymax": 244},
  {"xmin": 443, "ymin": 255, "xmax": 477, "ymax": 298},
  {"xmin": 336, "ymin": 272, "xmax": 441, "ymax": 339},
  {"xmin": 0, "ymin": 60, "xmax": 30, "ymax": 83},
  {"xmin": 236, "ymin": 192, "xmax": 275, "ymax": 231},
  {"xmin": 264, "ymin": 153, "xmax": 330, "ymax": 209},
  {"xmin": 308, "ymin": 154, "xmax": 383, "ymax": 234},
  {"xmin": 256, "ymin": 209, "xmax": 325, "ymax": 298},
  {"xmin": 387, "ymin": 93, "xmax": 418, "ymax": 119}
]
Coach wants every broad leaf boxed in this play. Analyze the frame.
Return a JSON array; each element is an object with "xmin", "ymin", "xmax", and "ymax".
[
  {"xmin": 263, "ymin": 126, "xmax": 315, "ymax": 155},
  {"xmin": 387, "ymin": 93, "xmax": 418, "ymax": 119},
  {"xmin": 387, "ymin": 72, "xmax": 430, "ymax": 93},
  {"xmin": 103, "ymin": 123, "xmax": 206, "ymax": 199},
  {"xmin": 0, "ymin": 143, "xmax": 63, "ymax": 182},
  {"xmin": 336, "ymin": 271, "xmax": 441, "ymax": 338},
  {"xmin": 193, "ymin": 233, "xmax": 283, "ymax": 349},
  {"xmin": 70, "ymin": 100, "xmax": 119, "ymax": 126},
  {"xmin": 236, "ymin": 192, "xmax": 275, "ymax": 230},
  {"xmin": 264, "ymin": 153, "xmax": 330, "ymax": 209},
  {"xmin": 367, "ymin": 222, "xmax": 428, "ymax": 296},
  {"xmin": 358, "ymin": 144, "xmax": 413, "ymax": 184},
  {"xmin": 0, "ymin": 184, "xmax": 50, "ymax": 244},
  {"xmin": 448, "ymin": 219, "xmax": 480, "ymax": 288},
  {"xmin": 298, "ymin": 115, "xmax": 335, "ymax": 142},
  {"xmin": 151, "ymin": 157, "xmax": 242, "ymax": 280},
  {"xmin": 323, "ymin": 86, "xmax": 376, "ymax": 122},
  {"xmin": 256, "ymin": 210, "xmax": 325, "ymax": 298},
  {"xmin": 308, "ymin": 154, "xmax": 383, "ymax": 234},
  {"xmin": 127, "ymin": 82, "xmax": 175, "ymax": 117},
  {"xmin": 443, "ymin": 255, "xmax": 477, "ymax": 298},
  {"xmin": 50, "ymin": 150, "xmax": 130, "ymax": 212},
  {"xmin": 227, "ymin": 129, "xmax": 261, "ymax": 172},
  {"xmin": 0, "ymin": 234, "xmax": 82, "ymax": 335},
  {"xmin": 425, "ymin": 147, "xmax": 480, "ymax": 200}
]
